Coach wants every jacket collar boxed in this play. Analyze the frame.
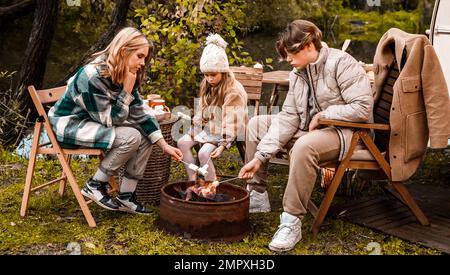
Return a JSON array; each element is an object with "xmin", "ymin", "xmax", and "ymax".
[
  {"xmin": 294, "ymin": 44, "xmax": 330, "ymax": 78},
  {"xmin": 374, "ymin": 28, "xmax": 429, "ymax": 72}
]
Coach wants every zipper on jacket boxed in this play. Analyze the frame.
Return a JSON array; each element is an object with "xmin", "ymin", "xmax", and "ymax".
[
  {"xmin": 306, "ymin": 66, "xmax": 323, "ymax": 113},
  {"xmin": 295, "ymin": 70, "xmax": 311, "ymax": 131}
]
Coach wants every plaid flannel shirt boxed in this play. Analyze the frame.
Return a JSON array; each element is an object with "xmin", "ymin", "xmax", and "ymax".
[{"xmin": 48, "ymin": 62, "xmax": 162, "ymax": 149}]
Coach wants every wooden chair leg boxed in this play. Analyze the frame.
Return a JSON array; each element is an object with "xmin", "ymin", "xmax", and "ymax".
[
  {"xmin": 109, "ymin": 177, "xmax": 119, "ymax": 193},
  {"xmin": 236, "ymin": 141, "xmax": 245, "ymax": 162},
  {"xmin": 311, "ymin": 165, "xmax": 347, "ymax": 237},
  {"xmin": 307, "ymin": 200, "xmax": 319, "ymax": 219},
  {"xmin": 311, "ymin": 132, "xmax": 361, "ymax": 237},
  {"xmin": 58, "ymin": 154, "xmax": 70, "ymax": 196},
  {"xmin": 57, "ymin": 154, "xmax": 97, "ymax": 227},
  {"xmin": 391, "ymin": 182, "xmax": 429, "ymax": 226},
  {"xmin": 268, "ymin": 84, "xmax": 280, "ymax": 115},
  {"xmin": 20, "ymin": 123, "xmax": 41, "ymax": 217}
]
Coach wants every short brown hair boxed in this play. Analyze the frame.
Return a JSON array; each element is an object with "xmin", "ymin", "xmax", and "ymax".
[{"xmin": 276, "ymin": 20, "xmax": 322, "ymax": 60}]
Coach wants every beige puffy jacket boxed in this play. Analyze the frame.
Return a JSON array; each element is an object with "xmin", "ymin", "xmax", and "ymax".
[
  {"xmin": 255, "ymin": 45, "xmax": 373, "ymax": 162},
  {"xmin": 192, "ymin": 78, "xmax": 248, "ymax": 149}
]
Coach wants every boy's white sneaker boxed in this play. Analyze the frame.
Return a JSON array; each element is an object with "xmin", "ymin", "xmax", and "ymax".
[
  {"xmin": 247, "ymin": 186, "xmax": 271, "ymax": 213},
  {"xmin": 268, "ymin": 212, "xmax": 302, "ymax": 252}
]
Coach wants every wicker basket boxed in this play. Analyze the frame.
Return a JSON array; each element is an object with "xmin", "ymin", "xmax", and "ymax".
[
  {"xmin": 119, "ymin": 114, "xmax": 179, "ymax": 204},
  {"xmin": 137, "ymin": 114, "xmax": 178, "ymax": 204}
]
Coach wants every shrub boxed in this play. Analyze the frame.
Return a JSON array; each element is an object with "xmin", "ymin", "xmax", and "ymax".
[{"xmin": 0, "ymin": 71, "xmax": 30, "ymax": 147}]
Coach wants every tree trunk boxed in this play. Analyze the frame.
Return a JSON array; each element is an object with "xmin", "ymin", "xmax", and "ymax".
[
  {"xmin": 0, "ymin": 0, "xmax": 35, "ymax": 27},
  {"xmin": 2, "ymin": 0, "xmax": 59, "ymax": 146},
  {"xmin": 56, "ymin": 0, "xmax": 131, "ymax": 86}
]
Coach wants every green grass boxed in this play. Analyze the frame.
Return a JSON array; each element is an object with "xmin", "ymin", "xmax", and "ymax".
[{"xmin": 0, "ymin": 146, "xmax": 443, "ymax": 255}]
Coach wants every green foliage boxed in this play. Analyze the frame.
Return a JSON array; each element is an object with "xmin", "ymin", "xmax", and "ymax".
[
  {"xmin": 337, "ymin": 9, "xmax": 422, "ymax": 43},
  {"xmin": 0, "ymin": 71, "xmax": 30, "ymax": 147},
  {"xmin": 58, "ymin": 0, "xmax": 115, "ymax": 39},
  {"xmin": 243, "ymin": 0, "xmax": 343, "ymax": 32},
  {"xmin": 413, "ymin": 148, "xmax": 450, "ymax": 181},
  {"xmin": 135, "ymin": 0, "xmax": 254, "ymax": 106}
]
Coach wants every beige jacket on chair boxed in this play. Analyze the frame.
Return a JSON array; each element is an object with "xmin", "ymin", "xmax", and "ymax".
[{"xmin": 373, "ymin": 28, "xmax": 450, "ymax": 182}]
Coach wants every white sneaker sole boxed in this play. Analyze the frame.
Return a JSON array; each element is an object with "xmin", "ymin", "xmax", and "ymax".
[
  {"xmin": 268, "ymin": 235, "xmax": 302, "ymax": 252},
  {"xmin": 81, "ymin": 189, "xmax": 118, "ymax": 211},
  {"xmin": 117, "ymin": 206, "xmax": 150, "ymax": 215},
  {"xmin": 249, "ymin": 207, "xmax": 271, "ymax": 213}
]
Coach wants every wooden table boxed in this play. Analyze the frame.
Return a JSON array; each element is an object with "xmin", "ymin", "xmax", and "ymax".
[
  {"xmin": 263, "ymin": 70, "xmax": 290, "ymax": 114},
  {"xmin": 262, "ymin": 65, "xmax": 374, "ymax": 114}
]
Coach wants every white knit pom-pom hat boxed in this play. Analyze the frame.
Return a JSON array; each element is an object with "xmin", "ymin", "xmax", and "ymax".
[{"xmin": 200, "ymin": 33, "xmax": 229, "ymax": 73}]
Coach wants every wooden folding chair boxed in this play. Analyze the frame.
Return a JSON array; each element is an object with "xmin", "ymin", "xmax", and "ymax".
[
  {"xmin": 20, "ymin": 85, "xmax": 118, "ymax": 227},
  {"xmin": 230, "ymin": 66, "xmax": 263, "ymax": 161},
  {"xmin": 310, "ymin": 60, "xmax": 430, "ymax": 237}
]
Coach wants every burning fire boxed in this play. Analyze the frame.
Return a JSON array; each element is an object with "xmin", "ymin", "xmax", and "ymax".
[
  {"xmin": 173, "ymin": 177, "xmax": 233, "ymax": 202},
  {"xmin": 185, "ymin": 178, "xmax": 219, "ymax": 201}
]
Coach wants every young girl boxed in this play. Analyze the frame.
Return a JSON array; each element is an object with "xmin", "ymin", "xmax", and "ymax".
[
  {"xmin": 48, "ymin": 27, "xmax": 183, "ymax": 215},
  {"xmin": 177, "ymin": 34, "xmax": 248, "ymax": 182}
]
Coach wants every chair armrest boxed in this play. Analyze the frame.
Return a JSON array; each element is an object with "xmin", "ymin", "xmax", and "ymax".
[{"xmin": 318, "ymin": 118, "xmax": 390, "ymax": 131}]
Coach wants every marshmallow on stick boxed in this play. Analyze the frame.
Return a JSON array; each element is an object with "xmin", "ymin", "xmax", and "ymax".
[
  {"xmin": 187, "ymin": 163, "xmax": 199, "ymax": 172},
  {"xmin": 197, "ymin": 167, "xmax": 208, "ymax": 177}
]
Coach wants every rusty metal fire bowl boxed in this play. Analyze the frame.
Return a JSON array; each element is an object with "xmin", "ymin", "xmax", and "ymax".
[{"xmin": 156, "ymin": 181, "xmax": 250, "ymax": 242}]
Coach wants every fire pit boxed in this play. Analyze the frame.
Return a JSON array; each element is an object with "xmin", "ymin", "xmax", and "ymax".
[{"xmin": 156, "ymin": 180, "xmax": 250, "ymax": 242}]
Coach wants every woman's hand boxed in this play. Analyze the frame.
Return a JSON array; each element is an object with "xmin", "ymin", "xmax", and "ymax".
[
  {"xmin": 238, "ymin": 158, "xmax": 262, "ymax": 180},
  {"xmin": 210, "ymin": 145, "xmax": 225, "ymax": 159},
  {"xmin": 162, "ymin": 144, "xmax": 183, "ymax": 161},
  {"xmin": 157, "ymin": 139, "xmax": 183, "ymax": 161},
  {"xmin": 123, "ymin": 68, "xmax": 137, "ymax": 94}
]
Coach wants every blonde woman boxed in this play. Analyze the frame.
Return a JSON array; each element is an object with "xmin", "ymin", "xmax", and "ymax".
[
  {"xmin": 177, "ymin": 34, "xmax": 248, "ymax": 182},
  {"xmin": 48, "ymin": 27, "xmax": 183, "ymax": 215}
]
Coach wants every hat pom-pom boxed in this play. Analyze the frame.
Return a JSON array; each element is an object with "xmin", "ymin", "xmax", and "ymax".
[{"xmin": 206, "ymin": 33, "xmax": 228, "ymax": 50}]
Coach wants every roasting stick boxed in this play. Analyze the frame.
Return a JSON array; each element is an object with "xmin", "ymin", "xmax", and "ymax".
[
  {"xmin": 180, "ymin": 160, "xmax": 199, "ymax": 171},
  {"xmin": 180, "ymin": 157, "xmax": 212, "ymax": 177},
  {"xmin": 215, "ymin": 176, "xmax": 240, "ymax": 186}
]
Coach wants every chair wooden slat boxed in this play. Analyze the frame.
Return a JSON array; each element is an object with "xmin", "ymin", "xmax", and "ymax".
[
  {"xmin": 229, "ymin": 66, "xmax": 263, "ymax": 161},
  {"xmin": 386, "ymin": 76, "xmax": 396, "ymax": 86},
  {"xmin": 381, "ymin": 92, "xmax": 393, "ymax": 102},
  {"xmin": 375, "ymin": 107, "xmax": 390, "ymax": 120},
  {"xmin": 234, "ymin": 79, "xmax": 263, "ymax": 87},
  {"xmin": 36, "ymin": 86, "xmax": 67, "ymax": 104},
  {"xmin": 384, "ymin": 84, "xmax": 394, "ymax": 95},
  {"xmin": 377, "ymin": 99, "xmax": 392, "ymax": 112},
  {"xmin": 247, "ymin": 93, "xmax": 261, "ymax": 101}
]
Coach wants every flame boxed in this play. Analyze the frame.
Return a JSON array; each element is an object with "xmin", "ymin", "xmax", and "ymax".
[{"xmin": 185, "ymin": 178, "xmax": 220, "ymax": 200}]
